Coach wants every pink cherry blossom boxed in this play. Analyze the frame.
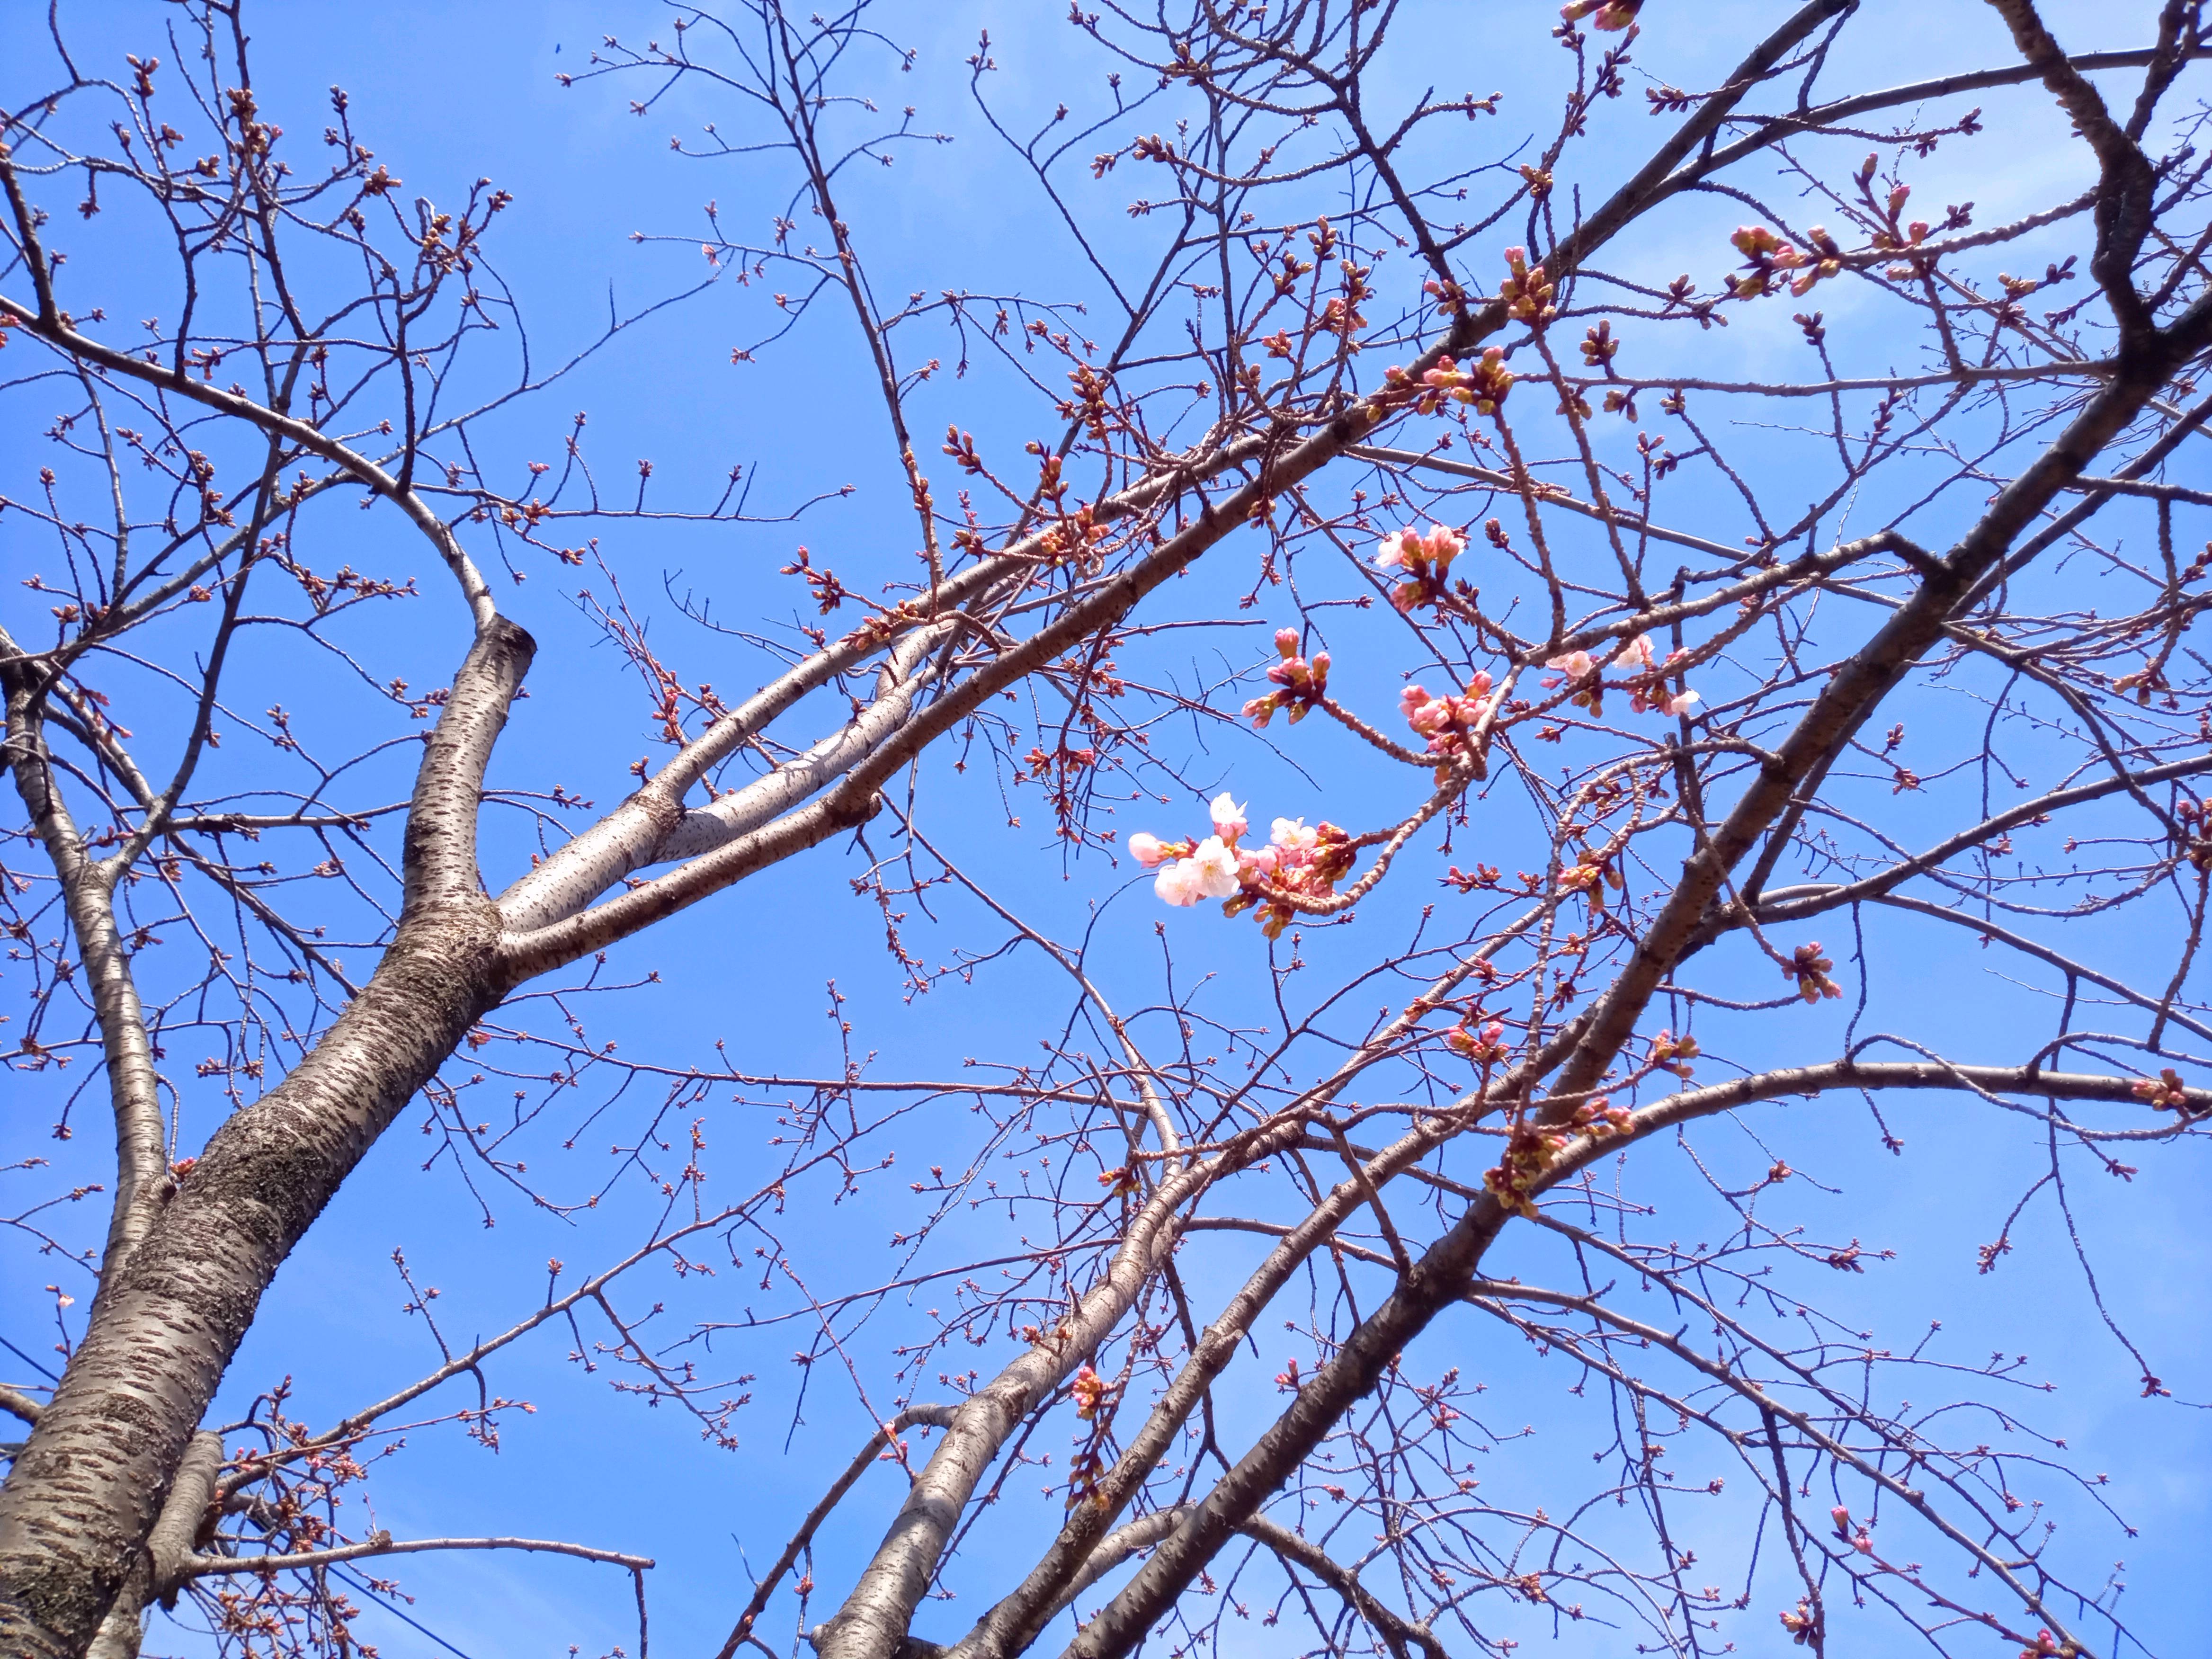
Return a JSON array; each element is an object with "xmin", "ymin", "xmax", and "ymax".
[
  {"xmin": 1378, "ymin": 526, "xmax": 1467, "ymax": 572},
  {"xmin": 1209, "ymin": 792, "xmax": 1248, "ymax": 841},
  {"xmin": 1187, "ymin": 836, "xmax": 1242, "ymax": 898},
  {"xmin": 1374, "ymin": 525, "xmax": 1469, "ymax": 613},
  {"xmin": 1154, "ymin": 859, "xmax": 1208, "ymax": 906},
  {"xmin": 1238, "ymin": 845, "xmax": 1281, "ymax": 880},
  {"xmin": 1270, "ymin": 816, "xmax": 1319, "ymax": 854},
  {"xmin": 1374, "ymin": 528, "xmax": 1419, "ymax": 571},
  {"xmin": 1127, "ymin": 831, "xmax": 1171, "ymax": 868},
  {"xmin": 1663, "ymin": 688, "xmax": 1701, "ymax": 716},
  {"xmin": 1560, "ymin": 0, "xmax": 1643, "ymax": 37}
]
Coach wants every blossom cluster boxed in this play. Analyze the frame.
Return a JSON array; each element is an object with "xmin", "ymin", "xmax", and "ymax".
[
  {"xmin": 1483, "ymin": 1094, "xmax": 1636, "ymax": 1217},
  {"xmin": 1541, "ymin": 633, "xmax": 1700, "ymax": 718},
  {"xmin": 1484, "ymin": 1121, "xmax": 1566, "ymax": 1219},
  {"xmin": 2174, "ymin": 797, "xmax": 2212, "ymax": 870},
  {"xmin": 1786, "ymin": 941, "xmax": 1842, "ymax": 1003},
  {"xmin": 2132, "ymin": 1067, "xmax": 2199, "ymax": 1113},
  {"xmin": 1728, "ymin": 223, "xmax": 1844, "ymax": 300},
  {"xmin": 1070, "ymin": 1363, "xmax": 1107, "ymax": 1419},
  {"xmin": 1405, "ymin": 346, "xmax": 1515, "ymax": 416},
  {"xmin": 1829, "ymin": 1504, "xmax": 1875, "ymax": 1555},
  {"xmin": 1649, "ymin": 1028, "xmax": 1700, "ymax": 1078},
  {"xmin": 1556, "ymin": 845, "xmax": 1623, "ymax": 910},
  {"xmin": 1400, "ymin": 679, "xmax": 1497, "ymax": 780},
  {"xmin": 1445, "ymin": 1018, "xmax": 1509, "ymax": 1066},
  {"xmin": 1559, "ymin": 0, "xmax": 1641, "ymax": 27},
  {"xmin": 1574, "ymin": 1094, "xmax": 1634, "ymax": 1140},
  {"xmin": 1779, "ymin": 1599, "xmax": 1817, "ymax": 1643},
  {"xmin": 1500, "ymin": 246, "xmax": 1556, "ymax": 323},
  {"xmin": 1241, "ymin": 628, "xmax": 1330, "ymax": 727},
  {"xmin": 1130, "ymin": 793, "xmax": 1353, "ymax": 935},
  {"xmin": 1096, "ymin": 1163, "xmax": 1138, "ymax": 1196},
  {"xmin": 1375, "ymin": 521, "xmax": 1468, "ymax": 613}
]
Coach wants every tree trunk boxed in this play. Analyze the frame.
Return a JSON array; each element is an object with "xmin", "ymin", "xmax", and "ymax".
[{"xmin": 0, "ymin": 620, "xmax": 532, "ymax": 1658}]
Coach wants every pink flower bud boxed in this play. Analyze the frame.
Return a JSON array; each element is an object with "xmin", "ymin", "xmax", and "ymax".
[{"xmin": 1128, "ymin": 832, "xmax": 1170, "ymax": 868}]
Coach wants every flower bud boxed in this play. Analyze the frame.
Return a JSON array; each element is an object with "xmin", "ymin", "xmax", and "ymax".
[{"xmin": 1128, "ymin": 831, "xmax": 1171, "ymax": 868}]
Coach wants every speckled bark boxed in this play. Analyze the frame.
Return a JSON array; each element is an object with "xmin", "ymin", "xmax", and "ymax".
[
  {"xmin": 0, "ymin": 619, "xmax": 533, "ymax": 1659},
  {"xmin": 74, "ymin": 1430, "xmax": 221, "ymax": 1659},
  {"xmin": 1, "ymin": 663, "xmax": 171, "ymax": 1294}
]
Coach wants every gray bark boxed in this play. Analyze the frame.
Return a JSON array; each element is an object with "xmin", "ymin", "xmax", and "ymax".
[{"xmin": 0, "ymin": 619, "xmax": 533, "ymax": 1658}]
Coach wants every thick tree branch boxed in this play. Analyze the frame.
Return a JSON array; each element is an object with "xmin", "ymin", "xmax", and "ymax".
[{"xmin": 0, "ymin": 622, "xmax": 534, "ymax": 1659}]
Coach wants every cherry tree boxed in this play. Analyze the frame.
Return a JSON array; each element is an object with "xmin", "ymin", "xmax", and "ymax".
[{"xmin": 3, "ymin": 1, "xmax": 2211, "ymax": 1657}]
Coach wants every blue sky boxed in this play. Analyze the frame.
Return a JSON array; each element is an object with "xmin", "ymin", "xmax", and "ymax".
[{"xmin": 5, "ymin": 1, "xmax": 2210, "ymax": 1655}]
